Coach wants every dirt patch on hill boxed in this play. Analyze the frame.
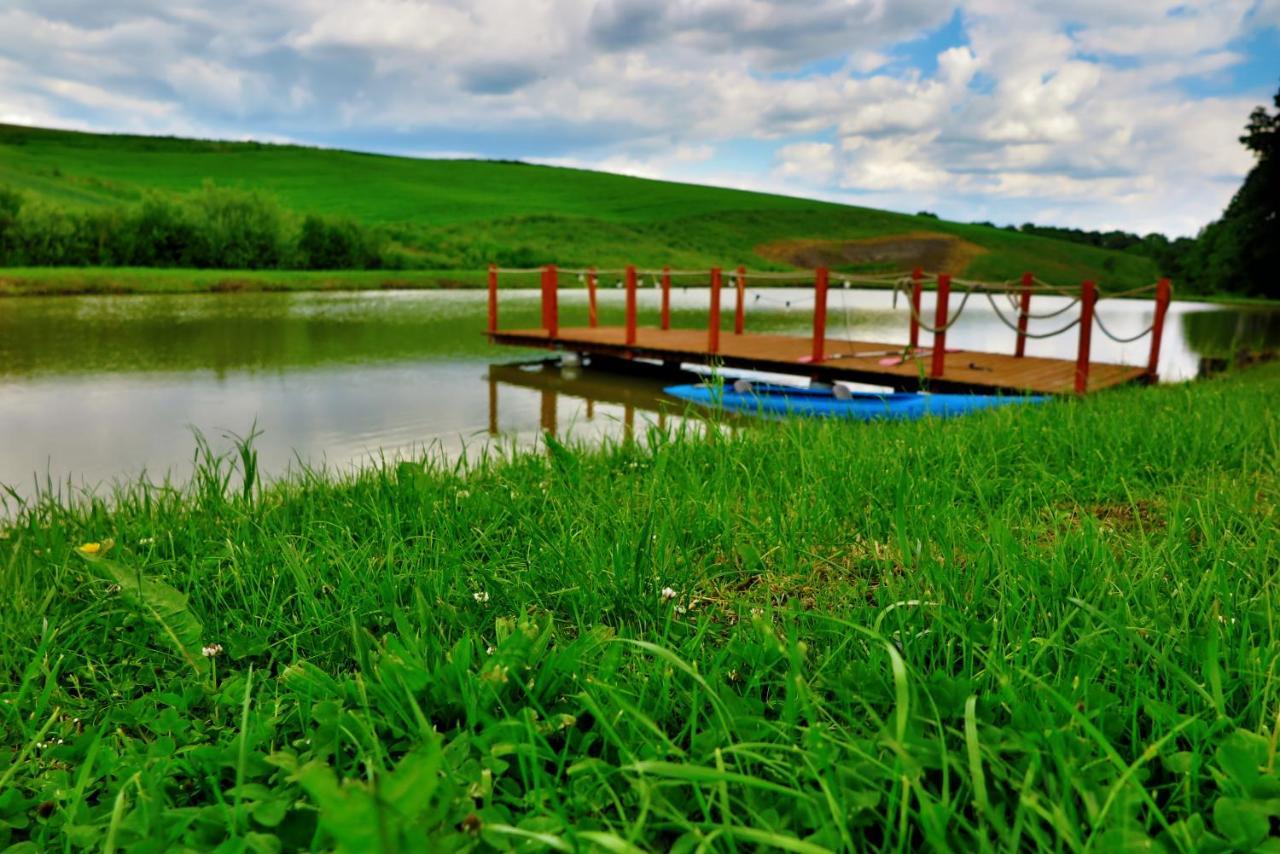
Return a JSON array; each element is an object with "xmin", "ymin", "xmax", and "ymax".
[{"xmin": 756, "ymin": 232, "xmax": 986, "ymax": 273}]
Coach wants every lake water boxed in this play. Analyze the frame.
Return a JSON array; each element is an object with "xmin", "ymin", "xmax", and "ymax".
[{"xmin": 1, "ymin": 286, "xmax": 1275, "ymax": 505}]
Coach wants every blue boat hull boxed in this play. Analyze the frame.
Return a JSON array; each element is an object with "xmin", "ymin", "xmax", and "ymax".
[{"xmin": 664, "ymin": 384, "xmax": 1045, "ymax": 421}]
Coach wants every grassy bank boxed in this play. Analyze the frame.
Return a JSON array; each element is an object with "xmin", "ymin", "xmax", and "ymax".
[
  {"xmin": 0, "ymin": 267, "xmax": 490, "ymax": 297},
  {"xmin": 2, "ymin": 365, "xmax": 1278, "ymax": 850}
]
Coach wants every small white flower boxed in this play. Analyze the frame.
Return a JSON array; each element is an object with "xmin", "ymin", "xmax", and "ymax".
[
  {"xmin": 201, "ymin": 643, "xmax": 223, "ymax": 658},
  {"xmin": 674, "ymin": 605, "xmax": 687, "ymax": 615},
  {"xmin": 138, "ymin": 537, "xmax": 155, "ymax": 545},
  {"xmin": 105, "ymin": 584, "xmax": 121, "ymax": 594},
  {"xmin": 473, "ymin": 591, "xmax": 490, "ymax": 604},
  {"xmin": 486, "ymin": 645, "xmax": 496, "ymax": 656},
  {"xmin": 660, "ymin": 587, "xmax": 677, "ymax": 601},
  {"xmin": 457, "ymin": 490, "xmax": 471, "ymax": 499}
]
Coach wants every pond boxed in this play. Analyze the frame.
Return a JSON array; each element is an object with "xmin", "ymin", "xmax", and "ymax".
[{"xmin": 1, "ymin": 286, "xmax": 1275, "ymax": 505}]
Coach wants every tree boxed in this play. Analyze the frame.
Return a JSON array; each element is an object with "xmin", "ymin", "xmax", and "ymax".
[{"xmin": 1190, "ymin": 82, "xmax": 1280, "ymax": 298}]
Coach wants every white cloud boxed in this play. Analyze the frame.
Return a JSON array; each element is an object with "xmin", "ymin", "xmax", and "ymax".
[{"xmin": 0, "ymin": 0, "xmax": 1272, "ymax": 235}]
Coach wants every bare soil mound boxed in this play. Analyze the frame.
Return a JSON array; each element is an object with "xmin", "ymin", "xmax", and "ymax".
[{"xmin": 755, "ymin": 232, "xmax": 986, "ymax": 272}]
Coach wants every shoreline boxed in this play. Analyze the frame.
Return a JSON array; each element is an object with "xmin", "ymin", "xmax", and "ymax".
[{"xmin": 1, "ymin": 266, "xmax": 1275, "ymax": 306}]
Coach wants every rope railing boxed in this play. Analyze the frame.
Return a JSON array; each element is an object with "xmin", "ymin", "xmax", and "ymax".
[
  {"xmin": 984, "ymin": 291, "xmax": 1082, "ymax": 339},
  {"xmin": 1093, "ymin": 311, "xmax": 1158, "ymax": 344}
]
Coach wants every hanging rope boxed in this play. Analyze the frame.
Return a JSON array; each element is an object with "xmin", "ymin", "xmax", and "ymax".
[
  {"xmin": 890, "ymin": 279, "xmax": 976, "ymax": 333},
  {"xmin": 983, "ymin": 292, "xmax": 1081, "ymax": 338},
  {"xmin": 1093, "ymin": 311, "xmax": 1156, "ymax": 344}
]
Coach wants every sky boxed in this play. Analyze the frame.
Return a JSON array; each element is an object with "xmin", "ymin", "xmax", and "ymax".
[{"xmin": 1, "ymin": 1, "xmax": 1278, "ymax": 237}]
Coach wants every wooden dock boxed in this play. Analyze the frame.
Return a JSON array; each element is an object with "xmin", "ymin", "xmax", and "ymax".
[
  {"xmin": 486, "ymin": 265, "xmax": 1171, "ymax": 396},
  {"xmin": 489, "ymin": 326, "xmax": 1148, "ymax": 395}
]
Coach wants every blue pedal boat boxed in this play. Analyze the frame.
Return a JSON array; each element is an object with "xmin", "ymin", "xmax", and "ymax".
[{"xmin": 664, "ymin": 383, "xmax": 1045, "ymax": 421}]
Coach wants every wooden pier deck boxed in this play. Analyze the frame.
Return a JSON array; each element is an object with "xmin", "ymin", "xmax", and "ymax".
[{"xmin": 490, "ymin": 326, "xmax": 1150, "ymax": 395}]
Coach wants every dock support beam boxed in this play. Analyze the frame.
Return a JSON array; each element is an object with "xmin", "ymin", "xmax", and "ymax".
[
  {"xmin": 930, "ymin": 274, "xmax": 951, "ymax": 379},
  {"xmin": 487, "ymin": 264, "xmax": 498, "ymax": 334},
  {"xmin": 708, "ymin": 267, "xmax": 722, "ymax": 354},
  {"xmin": 541, "ymin": 264, "xmax": 559, "ymax": 339},
  {"xmin": 661, "ymin": 266, "xmax": 671, "ymax": 330},
  {"xmin": 1145, "ymin": 277, "xmax": 1172, "ymax": 381},
  {"xmin": 908, "ymin": 267, "xmax": 923, "ymax": 351},
  {"xmin": 734, "ymin": 265, "xmax": 746, "ymax": 335},
  {"xmin": 587, "ymin": 267, "xmax": 598, "ymax": 328},
  {"xmin": 811, "ymin": 267, "xmax": 829, "ymax": 363},
  {"xmin": 1075, "ymin": 280, "xmax": 1097, "ymax": 395},
  {"xmin": 625, "ymin": 265, "xmax": 637, "ymax": 346},
  {"xmin": 1015, "ymin": 271, "xmax": 1033, "ymax": 357}
]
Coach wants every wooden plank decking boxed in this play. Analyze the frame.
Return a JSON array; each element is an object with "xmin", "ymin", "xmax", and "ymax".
[{"xmin": 490, "ymin": 326, "xmax": 1149, "ymax": 395}]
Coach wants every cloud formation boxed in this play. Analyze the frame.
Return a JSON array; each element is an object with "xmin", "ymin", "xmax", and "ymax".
[{"xmin": 0, "ymin": 0, "xmax": 1276, "ymax": 234}]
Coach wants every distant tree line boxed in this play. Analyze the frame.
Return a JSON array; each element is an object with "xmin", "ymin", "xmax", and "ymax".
[
  {"xmin": 974, "ymin": 221, "xmax": 1199, "ymax": 285},
  {"xmin": 0, "ymin": 183, "xmax": 389, "ymax": 270},
  {"xmin": 975, "ymin": 82, "xmax": 1279, "ymax": 299}
]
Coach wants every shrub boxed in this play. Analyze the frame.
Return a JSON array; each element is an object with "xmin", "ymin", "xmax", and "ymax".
[
  {"xmin": 297, "ymin": 214, "xmax": 385, "ymax": 269},
  {"xmin": 124, "ymin": 194, "xmax": 200, "ymax": 267},
  {"xmin": 185, "ymin": 184, "xmax": 290, "ymax": 269}
]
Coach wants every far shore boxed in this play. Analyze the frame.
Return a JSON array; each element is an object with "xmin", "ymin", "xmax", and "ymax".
[{"xmin": 1, "ymin": 267, "xmax": 1274, "ymax": 306}]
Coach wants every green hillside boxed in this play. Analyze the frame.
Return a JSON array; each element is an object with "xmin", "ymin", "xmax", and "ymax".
[{"xmin": 0, "ymin": 123, "xmax": 1162, "ymax": 286}]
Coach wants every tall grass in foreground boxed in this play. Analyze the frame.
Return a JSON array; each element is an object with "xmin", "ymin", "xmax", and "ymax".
[{"xmin": 1, "ymin": 366, "xmax": 1278, "ymax": 851}]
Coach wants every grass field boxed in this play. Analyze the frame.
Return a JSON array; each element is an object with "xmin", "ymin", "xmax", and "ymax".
[
  {"xmin": 1, "ymin": 363, "xmax": 1277, "ymax": 850},
  {"xmin": 0, "ymin": 123, "xmax": 1163, "ymax": 288}
]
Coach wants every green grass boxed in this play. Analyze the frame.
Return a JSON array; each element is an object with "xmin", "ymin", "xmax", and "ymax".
[
  {"xmin": 0, "ymin": 123, "xmax": 1163, "ymax": 287},
  {"xmin": 1, "ymin": 364, "xmax": 1278, "ymax": 850}
]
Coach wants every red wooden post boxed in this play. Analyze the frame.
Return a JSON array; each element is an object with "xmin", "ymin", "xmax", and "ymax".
[
  {"xmin": 625, "ymin": 264, "xmax": 637, "ymax": 345},
  {"xmin": 1015, "ymin": 271, "xmax": 1033, "ymax": 358},
  {"xmin": 1074, "ymin": 280, "xmax": 1097, "ymax": 395},
  {"xmin": 908, "ymin": 267, "xmax": 923, "ymax": 351},
  {"xmin": 487, "ymin": 264, "xmax": 498, "ymax": 334},
  {"xmin": 587, "ymin": 267, "xmax": 598, "ymax": 328},
  {"xmin": 546, "ymin": 264, "xmax": 559, "ymax": 339},
  {"xmin": 734, "ymin": 265, "xmax": 746, "ymax": 335},
  {"xmin": 930, "ymin": 274, "xmax": 951, "ymax": 379},
  {"xmin": 1145, "ymin": 277, "xmax": 1172, "ymax": 381},
  {"xmin": 708, "ymin": 267, "xmax": 722, "ymax": 354},
  {"xmin": 812, "ymin": 267, "xmax": 829, "ymax": 363},
  {"xmin": 661, "ymin": 266, "xmax": 671, "ymax": 331},
  {"xmin": 540, "ymin": 267, "xmax": 549, "ymax": 331}
]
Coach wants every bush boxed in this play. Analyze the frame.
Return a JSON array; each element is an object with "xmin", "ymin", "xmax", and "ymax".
[
  {"xmin": 0, "ymin": 182, "xmax": 385, "ymax": 271},
  {"xmin": 185, "ymin": 183, "xmax": 290, "ymax": 269},
  {"xmin": 123, "ymin": 194, "xmax": 200, "ymax": 266},
  {"xmin": 297, "ymin": 214, "xmax": 384, "ymax": 269}
]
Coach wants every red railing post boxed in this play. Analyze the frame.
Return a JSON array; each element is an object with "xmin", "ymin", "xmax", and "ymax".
[
  {"xmin": 487, "ymin": 263, "xmax": 498, "ymax": 334},
  {"xmin": 734, "ymin": 265, "xmax": 746, "ymax": 335},
  {"xmin": 930, "ymin": 274, "xmax": 951, "ymax": 379},
  {"xmin": 1145, "ymin": 277, "xmax": 1172, "ymax": 381},
  {"xmin": 1015, "ymin": 271, "xmax": 1033, "ymax": 357},
  {"xmin": 812, "ymin": 267, "xmax": 829, "ymax": 363},
  {"xmin": 546, "ymin": 264, "xmax": 559, "ymax": 339},
  {"xmin": 708, "ymin": 267, "xmax": 722, "ymax": 354},
  {"xmin": 1075, "ymin": 280, "xmax": 1097, "ymax": 395},
  {"xmin": 661, "ymin": 266, "xmax": 671, "ymax": 330},
  {"xmin": 908, "ymin": 267, "xmax": 923, "ymax": 351},
  {"xmin": 625, "ymin": 264, "xmax": 638, "ymax": 345},
  {"xmin": 540, "ymin": 266, "xmax": 550, "ymax": 331},
  {"xmin": 587, "ymin": 266, "xmax": 598, "ymax": 328}
]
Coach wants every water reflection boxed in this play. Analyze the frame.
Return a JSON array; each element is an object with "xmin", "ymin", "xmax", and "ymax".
[{"xmin": 486, "ymin": 359, "xmax": 693, "ymax": 442}]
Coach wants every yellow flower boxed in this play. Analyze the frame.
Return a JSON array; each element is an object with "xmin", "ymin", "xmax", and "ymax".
[{"xmin": 76, "ymin": 538, "xmax": 113, "ymax": 556}]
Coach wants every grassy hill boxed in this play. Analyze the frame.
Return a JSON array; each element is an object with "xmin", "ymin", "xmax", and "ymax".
[{"xmin": 0, "ymin": 123, "xmax": 1162, "ymax": 287}]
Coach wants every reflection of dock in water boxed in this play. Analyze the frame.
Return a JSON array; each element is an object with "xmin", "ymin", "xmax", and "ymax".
[{"xmin": 486, "ymin": 357, "xmax": 703, "ymax": 439}]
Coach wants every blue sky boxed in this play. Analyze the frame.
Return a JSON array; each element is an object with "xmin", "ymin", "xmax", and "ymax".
[{"xmin": 1, "ymin": 0, "xmax": 1277, "ymax": 236}]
